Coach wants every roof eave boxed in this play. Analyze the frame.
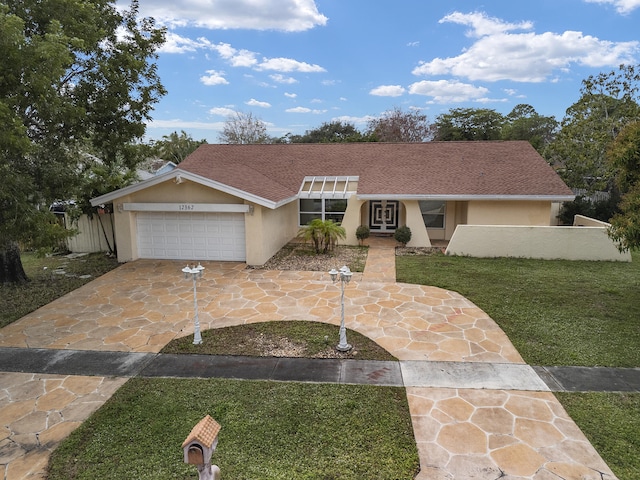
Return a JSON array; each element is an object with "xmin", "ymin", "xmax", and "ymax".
[
  {"xmin": 356, "ymin": 194, "xmax": 576, "ymax": 202},
  {"xmin": 90, "ymin": 169, "xmax": 282, "ymax": 209}
]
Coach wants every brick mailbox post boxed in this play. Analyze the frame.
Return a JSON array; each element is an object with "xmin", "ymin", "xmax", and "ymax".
[{"xmin": 182, "ymin": 415, "xmax": 221, "ymax": 480}]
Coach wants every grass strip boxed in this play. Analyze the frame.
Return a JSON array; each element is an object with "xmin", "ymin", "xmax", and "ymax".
[
  {"xmin": 162, "ymin": 320, "xmax": 397, "ymax": 361},
  {"xmin": 47, "ymin": 377, "xmax": 419, "ymax": 480},
  {"xmin": 556, "ymin": 392, "xmax": 640, "ymax": 480}
]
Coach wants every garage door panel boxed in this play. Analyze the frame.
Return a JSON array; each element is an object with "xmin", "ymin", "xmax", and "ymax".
[{"xmin": 137, "ymin": 212, "xmax": 246, "ymax": 261}]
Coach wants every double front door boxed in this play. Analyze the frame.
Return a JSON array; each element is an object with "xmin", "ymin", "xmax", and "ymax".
[{"xmin": 369, "ymin": 200, "xmax": 398, "ymax": 232}]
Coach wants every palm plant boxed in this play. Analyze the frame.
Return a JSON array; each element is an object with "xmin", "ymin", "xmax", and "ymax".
[{"xmin": 297, "ymin": 219, "xmax": 346, "ymax": 254}]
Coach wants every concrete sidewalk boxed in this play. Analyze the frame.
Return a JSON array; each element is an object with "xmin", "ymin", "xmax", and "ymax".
[{"xmin": 2, "ymin": 347, "xmax": 638, "ymax": 392}]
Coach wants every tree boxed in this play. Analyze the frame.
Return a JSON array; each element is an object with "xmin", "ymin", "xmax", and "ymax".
[
  {"xmin": 607, "ymin": 121, "xmax": 640, "ymax": 250},
  {"xmin": 219, "ymin": 111, "xmax": 270, "ymax": 144},
  {"xmin": 366, "ymin": 107, "xmax": 432, "ymax": 142},
  {"xmin": 0, "ymin": 0, "xmax": 166, "ymax": 284},
  {"xmin": 284, "ymin": 121, "xmax": 369, "ymax": 143},
  {"xmin": 545, "ymin": 64, "xmax": 640, "ymax": 192},
  {"xmin": 502, "ymin": 104, "xmax": 558, "ymax": 152},
  {"xmin": 432, "ymin": 108, "xmax": 504, "ymax": 141},
  {"xmin": 151, "ymin": 130, "xmax": 207, "ymax": 164}
]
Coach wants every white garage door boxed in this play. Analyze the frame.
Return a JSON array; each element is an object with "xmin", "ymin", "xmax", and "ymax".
[{"xmin": 136, "ymin": 212, "xmax": 246, "ymax": 261}]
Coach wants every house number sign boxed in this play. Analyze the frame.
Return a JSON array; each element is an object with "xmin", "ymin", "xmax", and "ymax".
[{"xmin": 179, "ymin": 204, "xmax": 195, "ymax": 211}]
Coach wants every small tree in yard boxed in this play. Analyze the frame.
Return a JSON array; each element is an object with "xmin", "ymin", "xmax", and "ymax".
[
  {"xmin": 356, "ymin": 225, "xmax": 370, "ymax": 246},
  {"xmin": 394, "ymin": 226, "xmax": 412, "ymax": 246},
  {"xmin": 297, "ymin": 219, "xmax": 346, "ymax": 254}
]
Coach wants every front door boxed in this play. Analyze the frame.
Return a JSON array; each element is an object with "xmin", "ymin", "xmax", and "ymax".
[{"xmin": 369, "ymin": 200, "xmax": 399, "ymax": 232}]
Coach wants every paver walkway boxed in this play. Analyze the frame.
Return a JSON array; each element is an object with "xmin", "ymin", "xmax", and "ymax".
[{"xmin": 0, "ymin": 241, "xmax": 619, "ymax": 479}]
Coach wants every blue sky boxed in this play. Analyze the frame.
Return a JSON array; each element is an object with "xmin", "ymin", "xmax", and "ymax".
[{"xmin": 126, "ymin": 0, "xmax": 640, "ymax": 143}]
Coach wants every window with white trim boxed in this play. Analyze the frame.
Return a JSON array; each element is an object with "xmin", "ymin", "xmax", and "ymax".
[
  {"xmin": 298, "ymin": 176, "xmax": 356, "ymax": 226},
  {"xmin": 419, "ymin": 200, "xmax": 446, "ymax": 229},
  {"xmin": 299, "ymin": 198, "xmax": 347, "ymax": 225}
]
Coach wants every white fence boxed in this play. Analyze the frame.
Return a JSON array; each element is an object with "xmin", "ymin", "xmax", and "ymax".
[
  {"xmin": 65, "ymin": 213, "xmax": 115, "ymax": 253},
  {"xmin": 445, "ymin": 219, "xmax": 631, "ymax": 262}
]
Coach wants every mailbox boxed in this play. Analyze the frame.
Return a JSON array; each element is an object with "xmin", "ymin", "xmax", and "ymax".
[{"xmin": 182, "ymin": 415, "xmax": 221, "ymax": 480}]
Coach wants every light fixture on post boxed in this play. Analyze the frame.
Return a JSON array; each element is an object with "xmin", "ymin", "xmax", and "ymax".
[
  {"xmin": 182, "ymin": 263, "xmax": 205, "ymax": 345},
  {"xmin": 329, "ymin": 265, "xmax": 353, "ymax": 352}
]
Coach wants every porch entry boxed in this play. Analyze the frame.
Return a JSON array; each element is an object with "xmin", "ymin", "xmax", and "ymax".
[{"xmin": 369, "ymin": 200, "xmax": 399, "ymax": 232}]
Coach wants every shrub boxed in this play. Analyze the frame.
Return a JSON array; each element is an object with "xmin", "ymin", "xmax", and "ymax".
[
  {"xmin": 394, "ymin": 225, "xmax": 411, "ymax": 246},
  {"xmin": 355, "ymin": 225, "xmax": 370, "ymax": 245},
  {"xmin": 297, "ymin": 219, "xmax": 346, "ymax": 254}
]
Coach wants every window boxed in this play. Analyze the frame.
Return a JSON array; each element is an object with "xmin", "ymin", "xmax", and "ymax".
[
  {"xmin": 299, "ymin": 198, "xmax": 347, "ymax": 225},
  {"xmin": 419, "ymin": 200, "xmax": 445, "ymax": 229}
]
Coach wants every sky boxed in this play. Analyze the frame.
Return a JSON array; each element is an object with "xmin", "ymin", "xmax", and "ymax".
[{"xmin": 123, "ymin": 0, "xmax": 640, "ymax": 143}]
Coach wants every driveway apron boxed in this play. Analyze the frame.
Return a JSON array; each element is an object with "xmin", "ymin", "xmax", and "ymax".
[{"xmin": 0, "ymin": 243, "xmax": 617, "ymax": 479}]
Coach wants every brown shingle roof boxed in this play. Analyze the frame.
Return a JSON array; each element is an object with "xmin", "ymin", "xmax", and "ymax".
[{"xmin": 178, "ymin": 141, "xmax": 573, "ymax": 203}]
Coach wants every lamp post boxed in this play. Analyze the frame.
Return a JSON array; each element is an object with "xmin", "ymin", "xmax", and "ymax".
[
  {"xmin": 182, "ymin": 263, "xmax": 205, "ymax": 345},
  {"xmin": 329, "ymin": 265, "xmax": 353, "ymax": 352}
]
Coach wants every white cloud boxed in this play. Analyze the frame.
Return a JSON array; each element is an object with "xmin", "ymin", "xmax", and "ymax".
[
  {"xmin": 369, "ymin": 85, "xmax": 406, "ymax": 97},
  {"xmin": 271, "ymin": 74, "xmax": 298, "ymax": 84},
  {"xmin": 413, "ymin": 11, "xmax": 639, "ymax": 83},
  {"xmin": 256, "ymin": 58, "xmax": 326, "ymax": 73},
  {"xmin": 439, "ymin": 11, "xmax": 533, "ymax": 38},
  {"xmin": 286, "ymin": 107, "xmax": 327, "ymax": 114},
  {"xmin": 210, "ymin": 42, "xmax": 258, "ymax": 67},
  {"xmin": 332, "ymin": 115, "xmax": 376, "ymax": 126},
  {"xmin": 408, "ymin": 80, "xmax": 490, "ymax": 103},
  {"xmin": 158, "ymin": 32, "xmax": 208, "ymax": 53},
  {"xmin": 584, "ymin": 0, "xmax": 640, "ymax": 14},
  {"xmin": 209, "ymin": 107, "xmax": 237, "ymax": 116},
  {"xmin": 131, "ymin": 0, "xmax": 327, "ymax": 32},
  {"xmin": 200, "ymin": 70, "xmax": 229, "ymax": 86},
  {"xmin": 284, "ymin": 92, "xmax": 297, "ymax": 98},
  {"xmin": 246, "ymin": 98, "xmax": 271, "ymax": 108}
]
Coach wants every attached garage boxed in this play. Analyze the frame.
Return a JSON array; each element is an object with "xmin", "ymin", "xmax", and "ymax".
[{"xmin": 136, "ymin": 211, "xmax": 246, "ymax": 261}]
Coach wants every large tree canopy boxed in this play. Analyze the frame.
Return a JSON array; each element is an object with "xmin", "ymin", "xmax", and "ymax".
[
  {"xmin": 0, "ymin": 0, "xmax": 166, "ymax": 283},
  {"xmin": 366, "ymin": 107, "xmax": 432, "ymax": 142},
  {"xmin": 151, "ymin": 130, "xmax": 207, "ymax": 163},
  {"xmin": 432, "ymin": 108, "xmax": 505, "ymax": 141},
  {"xmin": 545, "ymin": 64, "xmax": 640, "ymax": 192},
  {"xmin": 607, "ymin": 121, "xmax": 640, "ymax": 251},
  {"xmin": 502, "ymin": 104, "xmax": 558, "ymax": 152},
  {"xmin": 283, "ymin": 121, "xmax": 370, "ymax": 143},
  {"xmin": 219, "ymin": 111, "xmax": 270, "ymax": 144}
]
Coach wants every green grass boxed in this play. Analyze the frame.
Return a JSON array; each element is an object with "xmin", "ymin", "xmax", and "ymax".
[
  {"xmin": 396, "ymin": 252, "xmax": 640, "ymax": 367},
  {"xmin": 0, "ymin": 252, "xmax": 119, "ymax": 328},
  {"xmin": 161, "ymin": 320, "xmax": 397, "ymax": 361},
  {"xmin": 47, "ymin": 378, "xmax": 419, "ymax": 480},
  {"xmin": 556, "ymin": 392, "xmax": 640, "ymax": 479}
]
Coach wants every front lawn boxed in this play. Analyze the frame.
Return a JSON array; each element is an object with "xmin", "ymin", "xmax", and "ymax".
[
  {"xmin": 0, "ymin": 252, "xmax": 119, "ymax": 328},
  {"xmin": 396, "ymin": 252, "xmax": 640, "ymax": 367},
  {"xmin": 47, "ymin": 378, "xmax": 419, "ymax": 480}
]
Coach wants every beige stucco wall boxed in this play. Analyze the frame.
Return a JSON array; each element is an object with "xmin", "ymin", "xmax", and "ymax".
[
  {"xmin": 245, "ymin": 201, "xmax": 298, "ymax": 266},
  {"xmin": 466, "ymin": 201, "xmax": 552, "ymax": 226},
  {"xmin": 402, "ymin": 200, "xmax": 431, "ymax": 247},
  {"xmin": 108, "ymin": 179, "xmax": 246, "ymax": 263},
  {"xmin": 446, "ymin": 225, "xmax": 631, "ymax": 262},
  {"xmin": 342, "ymin": 198, "xmax": 366, "ymax": 245}
]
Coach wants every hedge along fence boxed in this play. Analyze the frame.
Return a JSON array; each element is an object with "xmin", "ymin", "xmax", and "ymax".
[{"xmin": 445, "ymin": 223, "xmax": 631, "ymax": 262}]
